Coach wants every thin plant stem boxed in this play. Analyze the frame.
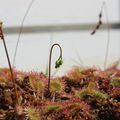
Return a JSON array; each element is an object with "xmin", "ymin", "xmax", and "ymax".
[
  {"xmin": 13, "ymin": 0, "xmax": 35, "ymax": 68},
  {"xmin": 103, "ymin": 2, "xmax": 110, "ymax": 69},
  {"xmin": 52, "ymin": 92, "xmax": 56, "ymax": 102},
  {"xmin": 91, "ymin": 1, "xmax": 110, "ymax": 70},
  {"xmin": 96, "ymin": 1, "xmax": 110, "ymax": 69},
  {"xmin": 48, "ymin": 43, "xmax": 62, "ymax": 92},
  {"xmin": 45, "ymin": 32, "xmax": 54, "ymax": 76},
  {"xmin": 0, "ymin": 23, "xmax": 19, "ymax": 105}
]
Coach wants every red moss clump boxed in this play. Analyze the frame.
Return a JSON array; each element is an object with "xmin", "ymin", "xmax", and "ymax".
[{"xmin": 0, "ymin": 65, "xmax": 120, "ymax": 120}]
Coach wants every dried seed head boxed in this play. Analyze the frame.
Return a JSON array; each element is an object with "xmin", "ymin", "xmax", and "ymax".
[
  {"xmin": 0, "ymin": 21, "xmax": 3, "ymax": 26},
  {"xmin": 0, "ymin": 21, "xmax": 3, "ymax": 39}
]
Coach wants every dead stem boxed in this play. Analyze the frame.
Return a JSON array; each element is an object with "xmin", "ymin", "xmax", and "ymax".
[
  {"xmin": 91, "ymin": 2, "xmax": 105, "ymax": 35},
  {"xmin": 0, "ymin": 22, "xmax": 19, "ymax": 105},
  {"xmin": 91, "ymin": 1, "xmax": 110, "ymax": 69}
]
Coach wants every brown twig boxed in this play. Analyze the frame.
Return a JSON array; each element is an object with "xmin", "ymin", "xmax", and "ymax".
[
  {"xmin": 91, "ymin": 2, "xmax": 105, "ymax": 35},
  {"xmin": 0, "ymin": 22, "xmax": 19, "ymax": 105}
]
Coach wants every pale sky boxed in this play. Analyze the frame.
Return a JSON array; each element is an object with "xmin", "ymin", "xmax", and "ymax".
[
  {"xmin": 0, "ymin": 0, "xmax": 119, "ymax": 26},
  {"xmin": 0, "ymin": 0, "xmax": 120, "ymax": 75}
]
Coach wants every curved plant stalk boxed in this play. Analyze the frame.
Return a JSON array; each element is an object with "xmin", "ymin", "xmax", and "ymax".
[
  {"xmin": 48, "ymin": 43, "xmax": 63, "ymax": 92},
  {"xmin": 0, "ymin": 22, "xmax": 19, "ymax": 105},
  {"xmin": 13, "ymin": 0, "xmax": 35, "ymax": 68}
]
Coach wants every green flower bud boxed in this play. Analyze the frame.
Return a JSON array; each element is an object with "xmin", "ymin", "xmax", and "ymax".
[{"xmin": 55, "ymin": 58, "xmax": 63, "ymax": 69}]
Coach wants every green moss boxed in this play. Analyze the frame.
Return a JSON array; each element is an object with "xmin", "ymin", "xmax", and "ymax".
[
  {"xmin": 50, "ymin": 80, "xmax": 63, "ymax": 93},
  {"xmin": 25, "ymin": 107, "xmax": 41, "ymax": 120},
  {"xmin": 111, "ymin": 77, "xmax": 120, "ymax": 87},
  {"xmin": 76, "ymin": 88, "xmax": 108, "ymax": 99},
  {"xmin": 71, "ymin": 108, "xmax": 80, "ymax": 117},
  {"xmin": 29, "ymin": 76, "xmax": 44, "ymax": 92},
  {"xmin": 0, "ymin": 76, "xmax": 7, "ymax": 86},
  {"xmin": 45, "ymin": 105, "xmax": 62, "ymax": 113}
]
